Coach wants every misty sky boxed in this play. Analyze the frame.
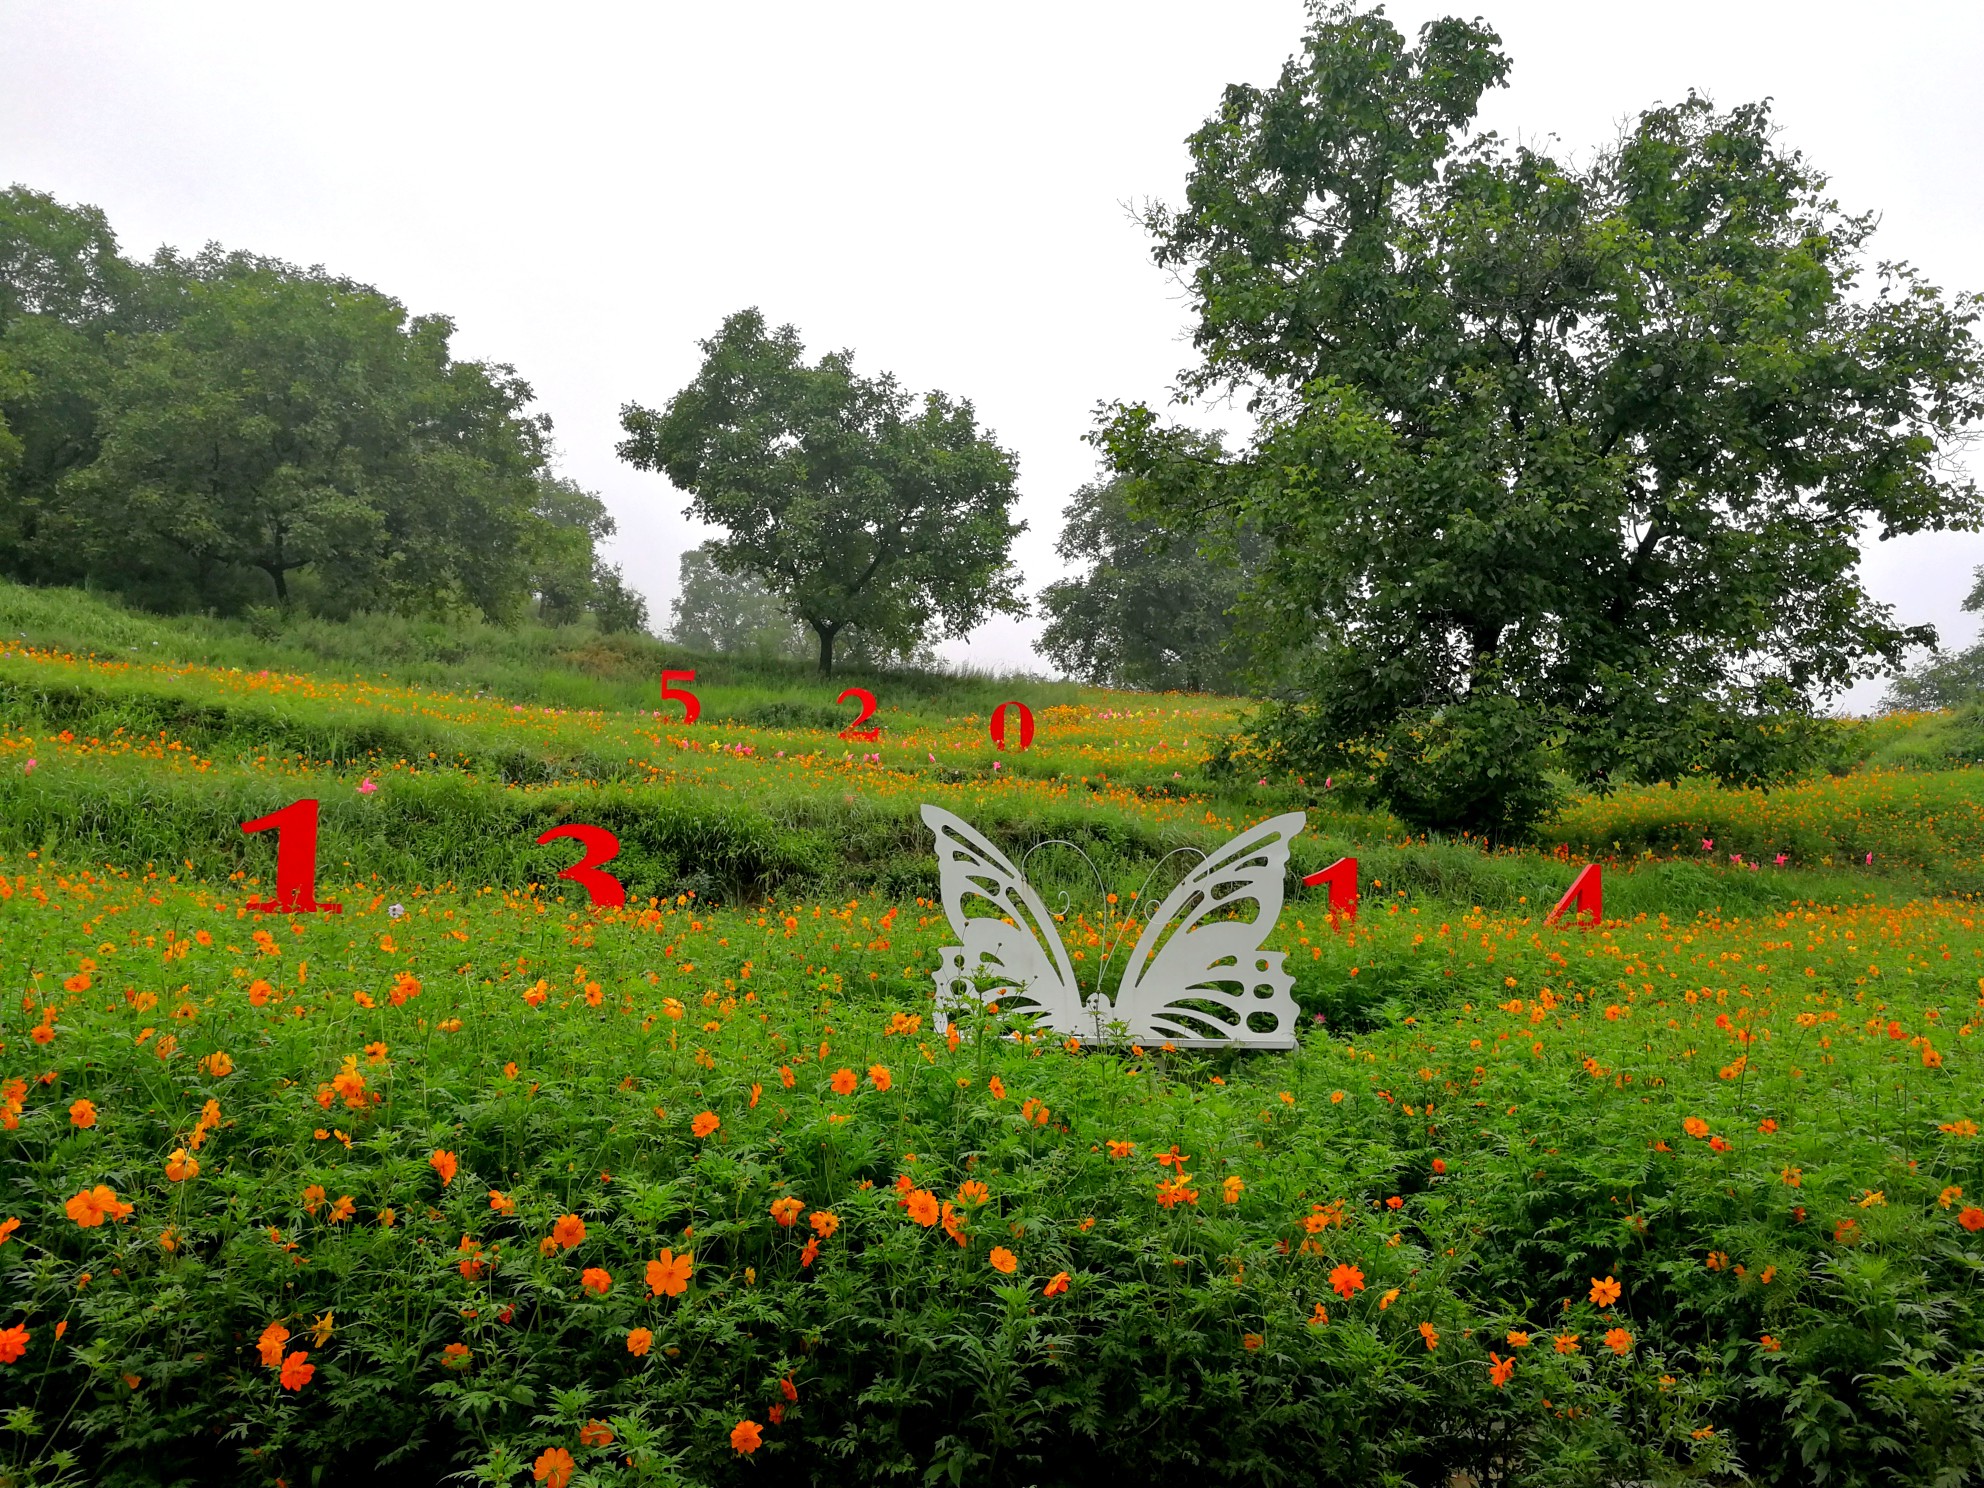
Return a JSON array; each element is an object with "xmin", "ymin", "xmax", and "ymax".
[{"xmin": 2, "ymin": 0, "xmax": 1978, "ymax": 708}]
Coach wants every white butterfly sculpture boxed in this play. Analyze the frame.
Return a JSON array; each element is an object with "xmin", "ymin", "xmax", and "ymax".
[{"xmin": 922, "ymin": 803, "xmax": 1307, "ymax": 1049}]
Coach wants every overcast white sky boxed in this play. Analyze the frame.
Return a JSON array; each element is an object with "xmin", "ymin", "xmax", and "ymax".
[{"xmin": 2, "ymin": 1, "xmax": 1978, "ymax": 707}]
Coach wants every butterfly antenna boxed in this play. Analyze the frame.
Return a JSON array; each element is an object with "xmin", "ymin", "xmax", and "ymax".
[
  {"xmin": 1020, "ymin": 838, "xmax": 1108, "ymax": 993},
  {"xmin": 1098, "ymin": 846, "xmax": 1209, "ymax": 991}
]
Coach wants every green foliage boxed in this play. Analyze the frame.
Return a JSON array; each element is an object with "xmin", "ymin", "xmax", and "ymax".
[
  {"xmin": 1886, "ymin": 565, "xmax": 1984, "ymax": 712},
  {"xmin": 1037, "ymin": 477, "xmax": 1255, "ymax": 693},
  {"xmin": 668, "ymin": 542, "xmax": 810, "ymax": 660},
  {"xmin": 1098, "ymin": 3, "xmax": 1984, "ymax": 840},
  {"xmin": 618, "ymin": 309, "xmax": 1027, "ymax": 675}
]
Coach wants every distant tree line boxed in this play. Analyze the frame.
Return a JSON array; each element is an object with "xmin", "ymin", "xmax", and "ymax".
[{"xmin": 0, "ymin": 186, "xmax": 644, "ymax": 630}]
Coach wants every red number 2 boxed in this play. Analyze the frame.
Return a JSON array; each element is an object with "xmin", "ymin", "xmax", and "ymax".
[
  {"xmin": 661, "ymin": 669, "xmax": 701, "ymax": 724},
  {"xmin": 241, "ymin": 799, "xmax": 343, "ymax": 913},
  {"xmin": 837, "ymin": 686, "xmax": 880, "ymax": 741},
  {"xmin": 536, "ymin": 824, "xmax": 626, "ymax": 908}
]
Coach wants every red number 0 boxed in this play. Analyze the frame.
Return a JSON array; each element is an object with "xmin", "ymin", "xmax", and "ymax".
[
  {"xmin": 1302, "ymin": 856, "xmax": 1357, "ymax": 926},
  {"xmin": 241, "ymin": 799, "xmax": 343, "ymax": 913},
  {"xmin": 661, "ymin": 669, "xmax": 701, "ymax": 724},
  {"xmin": 536, "ymin": 824, "xmax": 626, "ymax": 908},
  {"xmin": 837, "ymin": 686, "xmax": 880, "ymax": 741},
  {"xmin": 989, "ymin": 701, "xmax": 1035, "ymax": 751}
]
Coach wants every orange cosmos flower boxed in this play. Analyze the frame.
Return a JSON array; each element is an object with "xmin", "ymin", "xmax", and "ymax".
[
  {"xmin": 164, "ymin": 1149, "xmax": 199, "ymax": 1183},
  {"xmin": 691, "ymin": 1111, "xmax": 720, "ymax": 1138},
  {"xmin": 769, "ymin": 1196, "xmax": 805, "ymax": 1228},
  {"xmin": 69, "ymin": 1099, "xmax": 96, "ymax": 1129},
  {"xmin": 779, "ymin": 1065, "xmax": 795, "ymax": 1089},
  {"xmin": 1488, "ymin": 1352, "xmax": 1514, "ymax": 1388},
  {"xmin": 1760, "ymin": 1334, "xmax": 1782, "ymax": 1353},
  {"xmin": 904, "ymin": 1189, "xmax": 939, "ymax": 1227},
  {"xmin": 1553, "ymin": 1334, "xmax": 1581, "ymax": 1355},
  {"xmin": 429, "ymin": 1150, "xmax": 458, "ymax": 1187},
  {"xmin": 1242, "ymin": 1333, "xmax": 1263, "ymax": 1351},
  {"xmin": 1589, "ymin": 1275, "xmax": 1621, "ymax": 1307},
  {"xmin": 1418, "ymin": 1321, "xmax": 1439, "ymax": 1351},
  {"xmin": 550, "ymin": 1214, "xmax": 586, "ymax": 1249},
  {"xmin": 627, "ymin": 1327, "xmax": 654, "ymax": 1356},
  {"xmin": 327, "ymin": 1195, "xmax": 355, "ymax": 1224},
  {"xmin": 1682, "ymin": 1116, "xmax": 1709, "ymax": 1139},
  {"xmin": 202, "ymin": 1051, "xmax": 234, "ymax": 1078},
  {"xmin": 647, "ymin": 1248, "xmax": 693, "ymax": 1297},
  {"xmin": 1043, "ymin": 1271, "xmax": 1070, "ymax": 1298},
  {"xmin": 830, "ymin": 1068, "xmax": 858, "ymax": 1096},
  {"xmin": 1329, "ymin": 1264, "xmax": 1365, "ymax": 1298},
  {"xmin": 580, "ymin": 1267, "xmax": 611, "ymax": 1296},
  {"xmin": 533, "ymin": 1447, "xmax": 575, "ymax": 1487},
  {"xmin": 1379, "ymin": 1288, "xmax": 1400, "ymax": 1311},
  {"xmin": 65, "ymin": 1185, "xmax": 131, "ymax": 1228},
  {"xmin": 0, "ymin": 1325, "xmax": 28, "ymax": 1365},
  {"xmin": 1959, "ymin": 1206, "xmax": 1984, "ymax": 1233},
  {"xmin": 489, "ymin": 1190, "xmax": 515, "ymax": 1215},
  {"xmin": 989, "ymin": 1246, "xmax": 1018, "ymax": 1274},
  {"xmin": 1603, "ymin": 1327, "xmax": 1633, "ymax": 1355},
  {"xmin": 987, "ymin": 1076, "xmax": 1006, "ymax": 1100},
  {"xmin": 441, "ymin": 1342, "xmax": 471, "ymax": 1368},
  {"xmin": 1507, "ymin": 1331, "xmax": 1531, "ymax": 1348},
  {"xmin": 257, "ymin": 1323, "xmax": 289, "ymax": 1367},
  {"xmin": 809, "ymin": 1210, "xmax": 840, "ymax": 1239},
  {"xmin": 1106, "ymin": 1140, "xmax": 1134, "ymax": 1159},
  {"xmin": 0, "ymin": 1217, "xmax": 18, "ymax": 1246},
  {"xmin": 868, "ymin": 1064, "xmax": 892, "ymax": 1092},
  {"xmin": 800, "ymin": 1237, "xmax": 820, "ymax": 1267},
  {"xmin": 958, "ymin": 1179, "xmax": 990, "ymax": 1207},
  {"xmin": 1223, "ymin": 1176, "xmax": 1245, "ymax": 1204},
  {"xmin": 579, "ymin": 1420, "xmax": 614, "ymax": 1448},
  {"xmin": 731, "ymin": 1419, "xmax": 763, "ymax": 1455},
  {"xmin": 278, "ymin": 1351, "xmax": 314, "ymax": 1390}
]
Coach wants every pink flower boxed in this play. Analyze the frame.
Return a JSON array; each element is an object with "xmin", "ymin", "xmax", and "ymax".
[
  {"xmin": 1774, "ymin": 853, "xmax": 1787, "ymax": 866},
  {"xmin": 992, "ymin": 762, "xmax": 1001, "ymax": 772},
  {"xmin": 1324, "ymin": 776, "xmax": 1333, "ymax": 790},
  {"xmin": 357, "ymin": 778, "xmax": 378, "ymax": 795},
  {"xmin": 1701, "ymin": 838, "xmax": 1713, "ymax": 851},
  {"xmin": 929, "ymin": 753, "xmax": 937, "ymax": 763},
  {"xmin": 1729, "ymin": 853, "xmax": 1741, "ymax": 864},
  {"xmin": 1864, "ymin": 852, "xmax": 1874, "ymax": 865},
  {"xmin": 22, "ymin": 759, "xmax": 35, "ymax": 773}
]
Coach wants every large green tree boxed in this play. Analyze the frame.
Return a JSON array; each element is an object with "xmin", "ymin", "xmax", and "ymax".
[
  {"xmin": 618, "ymin": 309, "xmax": 1026, "ymax": 675},
  {"xmin": 1099, "ymin": 4, "xmax": 1984, "ymax": 837},
  {"xmin": 1038, "ymin": 476, "xmax": 1255, "ymax": 692}
]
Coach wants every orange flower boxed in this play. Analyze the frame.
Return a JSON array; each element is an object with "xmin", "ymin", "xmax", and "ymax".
[
  {"xmin": 1418, "ymin": 1320, "xmax": 1439, "ymax": 1351},
  {"xmin": 779, "ymin": 1065, "xmax": 795, "ymax": 1089},
  {"xmin": 441, "ymin": 1342, "xmax": 471, "ymax": 1368},
  {"xmin": 769, "ymin": 1196, "xmax": 805, "ymax": 1228},
  {"xmin": 0, "ymin": 1217, "xmax": 18, "ymax": 1246},
  {"xmin": 278, "ymin": 1351, "xmax": 314, "ymax": 1390},
  {"xmin": 691, "ymin": 1111, "xmax": 720, "ymax": 1138},
  {"xmin": 1589, "ymin": 1275, "xmax": 1621, "ymax": 1307},
  {"xmin": 731, "ymin": 1419, "xmax": 764, "ymax": 1455},
  {"xmin": 550, "ymin": 1214, "xmax": 586, "ymax": 1249},
  {"xmin": 579, "ymin": 1420, "xmax": 614, "ymax": 1448},
  {"xmin": 1603, "ymin": 1327, "xmax": 1633, "ymax": 1356},
  {"xmin": 1379, "ymin": 1288, "xmax": 1400, "ymax": 1310},
  {"xmin": 957, "ymin": 1179, "xmax": 990, "ymax": 1207},
  {"xmin": 1506, "ymin": 1330, "xmax": 1531, "ymax": 1348},
  {"xmin": 809, "ymin": 1211, "xmax": 840, "ymax": 1239},
  {"xmin": 1760, "ymin": 1333, "xmax": 1782, "ymax": 1352},
  {"xmin": 0, "ymin": 1320, "xmax": 30, "ymax": 1366},
  {"xmin": 202, "ymin": 1051, "xmax": 234, "ymax": 1078},
  {"xmin": 647, "ymin": 1248, "xmax": 693, "ymax": 1297},
  {"xmin": 989, "ymin": 1246, "xmax": 1018, "ymax": 1274},
  {"xmin": 1488, "ymin": 1352, "xmax": 1514, "ymax": 1388},
  {"xmin": 580, "ymin": 1267, "xmax": 612, "ymax": 1296},
  {"xmin": 904, "ymin": 1189, "xmax": 939, "ymax": 1227},
  {"xmin": 1683, "ymin": 1116, "xmax": 1709, "ymax": 1139},
  {"xmin": 1959, "ymin": 1206, "xmax": 1984, "ymax": 1233},
  {"xmin": 830, "ymin": 1068, "xmax": 858, "ymax": 1096},
  {"xmin": 627, "ymin": 1327, "xmax": 654, "ymax": 1356},
  {"xmin": 1329, "ymin": 1264, "xmax": 1365, "ymax": 1298},
  {"xmin": 327, "ymin": 1195, "xmax": 355, "ymax": 1224},
  {"xmin": 987, "ymin": 1076, "xmax": 1006, "ymax": 1100},
  {"xmin": 256, "ymin": 1321, "xmax": 294, "ymax": 1370},
  {"xmin": 489, "ymin": 1190, "xmax": 516, "ymax": 1215},
  {"xmin": 1242, "ymin": 1332, "xmax": 1263, "ymax": 1351},
  {"xmin": 800, "ymin": 1237, "xmax": 820, "ymax": 1266},
  {"xmin": 1552, "ymin": 1333, "xmax": 1581, "ymax": 1355},
  {"xmin": 69, "ymin": 1099, "xmax": 96, "ymax": 1129},
  {"xmin": 164, "ymin": 1149, "xmax": 199, "ymax": 1183},
  {"xmin": 1308, "ymin": 1302, "xmax": 1330, "ymax": 1326},
  {"xmin": 302, "ymin": 1184, "xmax": 326, "ymax": 1215},
  {"xmin": 533, "ymin": 1446, "xmax": 575, "ymax": 1487},
  {"xmin": 1222, "ymin": 1176, "xmax": 1245, "ymax": 1204},
  {"xmin": 429, "ymin": 1150, "xmax": 458, "ymax": 1187},
  {"xmin": 1043, "ymin": 1271, "xmax": 1070, "ymax": 1298},
  {"xmin": 867, "ymin": 1064, "xmax": 892, "ymax": 1092},
  {"xmin": 65, "ymin": 1185, "xmax": 131, "ymax": 1228},
  {"xmin": 1106, "ymin": 1140, "xmax": 1135, "ymax": 1159}
]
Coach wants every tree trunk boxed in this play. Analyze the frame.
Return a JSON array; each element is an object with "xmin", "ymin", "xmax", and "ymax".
[
  {"xmin": 813, "ymin": 621, "xmax": 840, "ymax": 676},
  {"xmin": 261, "ymin": 564, "xmax": 290, "ymax": 603}
]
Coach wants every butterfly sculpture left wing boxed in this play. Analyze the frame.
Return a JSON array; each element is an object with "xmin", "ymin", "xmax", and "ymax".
[{"xmin": 922, "ymin": 805, "xmax": 1084, "ymax": 1034}]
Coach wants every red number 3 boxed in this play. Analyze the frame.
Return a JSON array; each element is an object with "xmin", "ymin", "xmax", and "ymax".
[{"xmin": 535, "ymin": 824, "xmax": 626, "ymax": 908}]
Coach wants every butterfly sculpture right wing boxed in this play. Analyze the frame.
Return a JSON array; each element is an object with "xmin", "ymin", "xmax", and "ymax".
[{"xmin": 922, "ymin": 804, "xmax": 1084, "ymax": 1035}]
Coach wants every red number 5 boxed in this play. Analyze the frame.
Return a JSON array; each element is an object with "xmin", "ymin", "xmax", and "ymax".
[
  {"xmin": 241, "ymin": 799, "xmax": 343, "ymax": 913},
  {"xmin": 661, "ymin": 669, "xmax": 700, "ymax": 724},
  {"xmin": 536, "ymin": 824, "xmax": 626, "ymax": 908}
]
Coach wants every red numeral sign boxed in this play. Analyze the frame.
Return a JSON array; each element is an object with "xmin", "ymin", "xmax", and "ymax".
[
  {"xmin": 241, "ymin": 799, "xmax": 343, "ymax": 913},
  {"xmin": 1302, "ymin": 856, "xmax": 1358, "ymax": 925},
  {"xmin": 535, "ymin": 824, "xmax": 626, "ymax": 908},
  {"xmin": 989, "ymin": 701, "xmax": 1035, "ymax": 751},
  {"xmin": 661, "ymin": 669, "xmax": 701, "ymax": 724},
  {"xmin": 1544, "ymin": 863, "xmax": 1602, "ymax": 928},
  {"xmin": 837, "ymin": 686, "xmax": 880, "ymax": 741}
]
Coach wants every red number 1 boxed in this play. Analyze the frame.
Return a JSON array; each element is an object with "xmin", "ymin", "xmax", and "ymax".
[
  {"xmin": 536, "ymin": 824, "xmax": 626, "ymax": 908},
  {"xmin": 1302, "ymin": 856, "xmax": 1358, "ymax": 926},
  {"xmin": 1544, "ymin": 863, "xmax": 1602, "ymax": 929},
  {"xmin": 241, "ymin": 799, "xmax": 343, "ymax": 913}
]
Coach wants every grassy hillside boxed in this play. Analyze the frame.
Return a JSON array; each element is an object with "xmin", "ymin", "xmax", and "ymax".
[{"xmin": 2, "ymin": 581, "xmax": 1982, "ymax": 1487}]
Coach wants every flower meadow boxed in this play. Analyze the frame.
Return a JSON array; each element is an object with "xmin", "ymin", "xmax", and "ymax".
[
  {"xmin": 3, "ymin": 593, "xmax": 1984, "ymax": 1484},
  {"xmin": 1, "ymin": 858, "xmax": 1982, "ymax": 1486}
]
